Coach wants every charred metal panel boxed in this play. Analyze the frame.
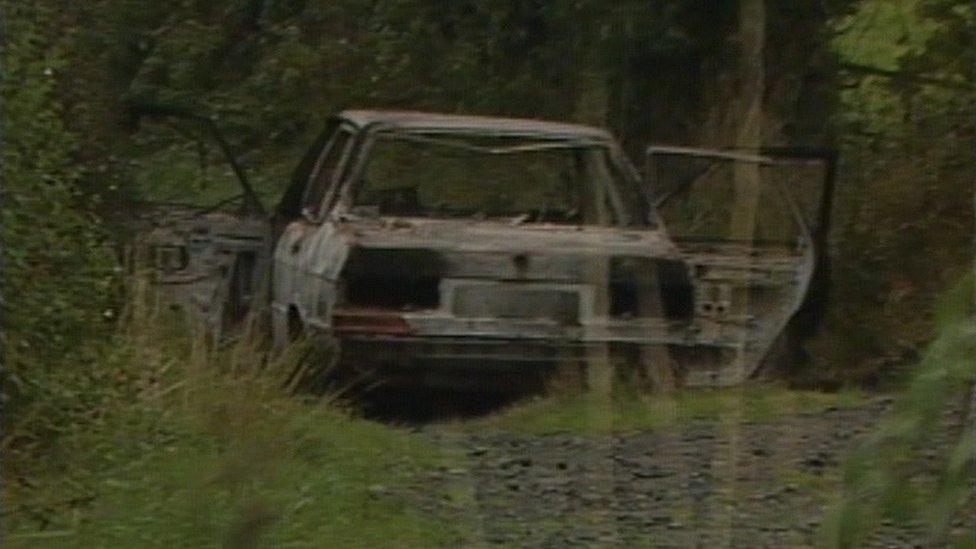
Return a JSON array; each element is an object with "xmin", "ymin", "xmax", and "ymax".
[
  {"xmin": 138, "ymin": 112, "xmax": 830, "ymax": 391},
  {"xmin": 451, "ymin": 283, "xmax": 582, "ymax": 325},
  {"xmin": 344, "ymin": 220, "xmax": 680, "ymax": 258},
  {"xmin": 134, "ymin": 209, "xmax": 271, "ymax": 337}
]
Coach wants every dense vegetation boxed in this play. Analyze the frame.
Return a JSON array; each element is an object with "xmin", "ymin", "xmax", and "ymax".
[
  {"xmin": 3, "ymin": 2, "xmax": 118, "ymax": 457},
  {"xmin": 3, "ymin": 0, "xmax": 972, "ymax": 545},
  {"xmin": 815, "ymin": 0, "xmax": 975, "ymax": 385}
]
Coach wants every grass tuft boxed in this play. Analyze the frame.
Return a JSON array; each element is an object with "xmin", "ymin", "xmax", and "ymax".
[
  {"xmin": 5, "ymin": 281, "xmax": 467, "ymax": 547},
  {"xmin": 450, "ymin": 382, "xmax": 868, "ymax": 435}
]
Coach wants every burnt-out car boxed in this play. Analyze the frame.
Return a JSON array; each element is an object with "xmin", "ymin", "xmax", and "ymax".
[{"xmin": 138, "ymin": 110, "xmax": 835, "ymax": 388}]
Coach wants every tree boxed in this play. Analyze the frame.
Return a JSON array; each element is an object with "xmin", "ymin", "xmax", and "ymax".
[{"xmin": 2, "ymin": 1, "xmax": 116, "ymax": 451}]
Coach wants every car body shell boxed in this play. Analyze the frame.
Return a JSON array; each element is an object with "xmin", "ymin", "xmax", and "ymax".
[{"xmin": 137, "ymin": 110, "xmax": 835, "ymax": 387}]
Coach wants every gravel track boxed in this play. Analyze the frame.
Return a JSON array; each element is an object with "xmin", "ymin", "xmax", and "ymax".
[{"xmin": 401, "ymin": 396, "xmax": 971, "ymax": 547}]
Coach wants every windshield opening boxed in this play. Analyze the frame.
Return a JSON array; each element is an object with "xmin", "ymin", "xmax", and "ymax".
[
  {"xmin": 650, "ymin": 153, "xmax": 826, "ymax": 246},
  {"xmin": 348, "ymin": 132, "xmax": 648, "ymax": 227}
]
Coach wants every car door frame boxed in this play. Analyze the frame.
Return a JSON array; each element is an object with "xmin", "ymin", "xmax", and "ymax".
[{"xmin": 271, "ymin": 120, "xmax": 362, "ymax": 340}]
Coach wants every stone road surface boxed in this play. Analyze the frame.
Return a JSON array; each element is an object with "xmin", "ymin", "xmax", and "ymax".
[{"xmin": 404, "ymin": 397, "xmax": 972, "ymax": 547}]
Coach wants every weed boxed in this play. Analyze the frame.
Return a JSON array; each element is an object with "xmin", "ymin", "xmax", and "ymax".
[
  {"xmin": 5, "ymin": 284, "xmax": 468, "ymax": 547},
  {"xmin": 452, "ymin": 382, "xmax": 869, "ymax": 435}
]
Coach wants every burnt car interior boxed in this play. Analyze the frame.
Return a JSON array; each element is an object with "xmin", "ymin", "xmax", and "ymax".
[
  {"xmin": 349, "ymin": 132, "xmax": 643, "ymax": 226},
  {"xmin": 339, "ymin": 248, "xmax": 445, "ymax": 311}
]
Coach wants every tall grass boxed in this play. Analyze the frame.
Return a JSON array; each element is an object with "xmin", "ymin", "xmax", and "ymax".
[
  {"xmin": 821, "ymin": 274, "xmax": 975, "ymax": 548},
  {"xmin": 456, "ymin": 381, "xmax": 866, "ymax": 435},
  {"xmin": 4, "ymin": 275, "xmax": 466, "ymax": 547}
]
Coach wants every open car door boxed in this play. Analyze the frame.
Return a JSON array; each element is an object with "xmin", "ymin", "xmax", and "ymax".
[
  {"xmin": 645, "ymin": 146, "xmax": 837, "ymax": 385},
  {"xmin": 128, "ymin": 102, "xmax": 274, "ymax": 338}
]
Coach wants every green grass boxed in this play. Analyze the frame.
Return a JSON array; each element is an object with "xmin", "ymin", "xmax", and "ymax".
[
  {"xmin": 820, "ymin": 275, "xmax": 975, "ymax": 548},
  {"xmin": 452, "ymin": 384, "xmax": 868, "ymax": 435},
  {"xmin": 7, "ymin": 390, "xmax": 467, "ymax": 549},
  {"xmin": 5, "ymin": 311, "xmax": 469, "ymax": 548}
]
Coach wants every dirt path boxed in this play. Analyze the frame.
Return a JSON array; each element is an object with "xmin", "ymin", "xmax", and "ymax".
[{"xmin": 406, "ymin": 397, "xmax": 958, "ymax": 547}]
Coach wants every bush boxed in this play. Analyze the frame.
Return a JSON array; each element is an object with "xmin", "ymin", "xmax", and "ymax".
[
  {"xmin": 2, "ymin": 2, "xmax": 118, "ymax": 454},
  {"xmin": 4, "ymin": 279, "xmax": 465, "ymax": 546},
  {"xmin": 822, "ymin": 275, "xmax": 975, "ymax": 547}
]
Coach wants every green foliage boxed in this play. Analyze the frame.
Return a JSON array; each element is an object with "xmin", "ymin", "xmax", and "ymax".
[
  {"xmin": 821, "ymin": 275, "xmax": 975, "ymax": 547},
  {"xmin": 9, "ymin": 400, "xmax": 463, "ymax": 547},
  {"xmin": 809, "ymin": 0, "xmax": 975, "ymax": 384},
  {"xmin": 65, "ymin": 0, "xmax": 785, "ymax": 207},
  {"xmin": 5, "ymin": 303, "xmax": 468, "ymax": 547},
  {"xmin": 4, "ymin": 1, "xmax": 972, "ymax": 543},
  {"xmin": 1, "ymin": 1, "xmax": 117, "ymax": 449}
]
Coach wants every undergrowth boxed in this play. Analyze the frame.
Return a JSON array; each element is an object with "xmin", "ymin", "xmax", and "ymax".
[
  {"xmin": 452, "ymin": 381, "xmax": 868, "ymax": 435},
  {"xmin": 4, "ymin": 281, "xmax": 467, "ymax": 548},
  {"xmin": 822, "ymin": 275, "xmax": 975, "ymax": 548}
]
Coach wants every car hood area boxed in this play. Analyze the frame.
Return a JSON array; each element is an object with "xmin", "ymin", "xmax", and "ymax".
[{"xmin": 334, "ymin": 217, "xmax": 680, "ymax": 258}]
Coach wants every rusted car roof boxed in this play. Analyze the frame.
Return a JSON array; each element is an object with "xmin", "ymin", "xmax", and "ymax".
[{"xmin": 338, "ymin": 109, "xmax": 613, "ymax": 140}]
